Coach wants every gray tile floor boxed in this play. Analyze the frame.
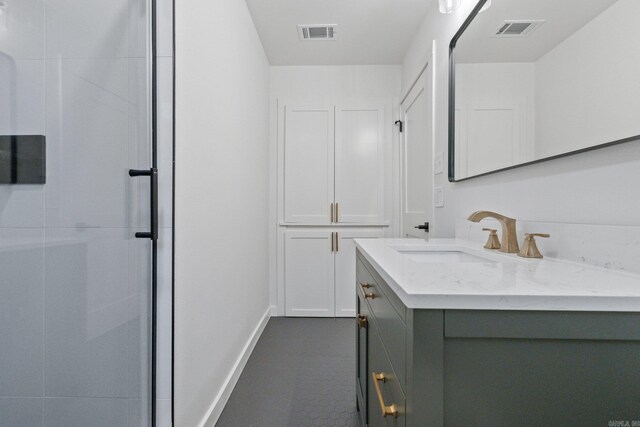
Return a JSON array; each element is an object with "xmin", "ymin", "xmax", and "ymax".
[{"xmin": 215, "ymin": 318, "xmax": 359, "ymax": 427}]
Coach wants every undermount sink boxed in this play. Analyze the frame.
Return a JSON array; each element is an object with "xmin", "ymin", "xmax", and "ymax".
[
  {"xmin": 388, "ymin": 244, "xmax": 518, "ymax": 264},
  {"xmin": 394, "ymin": 250, "xmax": 496, "ymax": 263}
]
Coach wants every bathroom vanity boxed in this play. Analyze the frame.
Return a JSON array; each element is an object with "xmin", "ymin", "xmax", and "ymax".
[{"xmin": 355, "ymin": 239, "xmax": 640, "ymax": 426}]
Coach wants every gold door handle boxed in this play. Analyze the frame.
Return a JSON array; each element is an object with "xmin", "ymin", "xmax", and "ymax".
[
  {"xmin": 330, "ymin": 203, "xmax": 334, "ymax": 223},
  {"xmin": 364, "ymin": 292, "xmax": 376, "ymax": 299},
  {"xmin": 359, "ymin": 283, "xmax": 372, "ymax": 289},
  {"xmin": 335, "ymin": 203, "xmax": 339, "ymax": 223},
  {"xmin": 372, "ymin": 372, "xmax": 398, "ymax": 418},
  {"xmin": 335, "ymin": 232, "xmax": 339, "ymax": 252},
  {"xmin": 331, "ymin": 232, "xmax": 335, "ymax": 252},
  {"xmin": 357, "ymin": 314, "xmax": 368, "ymax": 328}
]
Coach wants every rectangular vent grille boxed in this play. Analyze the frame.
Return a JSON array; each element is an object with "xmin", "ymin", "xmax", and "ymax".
[
  {"xmin": 298, "ymin": 25, "xmax": 337, "ymax": 41},
  {"xmin": 493, "ymin": 20, "xmax": 545, "ymax": 38}
]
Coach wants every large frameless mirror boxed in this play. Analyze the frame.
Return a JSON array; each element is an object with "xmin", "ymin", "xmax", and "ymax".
[{"xmin": 448, "ymin": 0, "xmax": 640, "ymax": 181}]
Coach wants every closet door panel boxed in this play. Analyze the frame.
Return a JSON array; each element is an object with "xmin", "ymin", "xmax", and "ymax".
[
  {"xmin": 335, "ymin": 103, "xmax": 385, "ymax": 224},
  {"xmin": 284, "ymin": 230, "xmax": 335, "ymax": 317},
  {"xmin": 282, "ymin": 105, "xmax": 334, "ymax": 224},
  {"xmin": 334, "ymin": 229, "xmax": 384, "ymax": 317}
]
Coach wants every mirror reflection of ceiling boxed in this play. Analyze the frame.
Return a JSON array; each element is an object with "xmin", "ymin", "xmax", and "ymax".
[
  {"xmin": 455, "ymin": 0, "xmax": 618, "ymax": 63},
  {"xmin": 451, "ymin": 0, "xmax": 640, "ymax": 180}
]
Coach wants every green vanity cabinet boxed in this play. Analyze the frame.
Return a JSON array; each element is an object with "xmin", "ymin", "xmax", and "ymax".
[
  {"xmin": 356, "ymin": 287, "xmax": 370, "ymax": 427},
  {"xmin": 356, "ymin": 250, "xmax": 640, "ymax": 426}
]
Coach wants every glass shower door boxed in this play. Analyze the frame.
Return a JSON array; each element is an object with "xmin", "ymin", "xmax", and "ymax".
[{"xmin": 0, "ymin": 0, "xmax": 156, "ymax": 425}]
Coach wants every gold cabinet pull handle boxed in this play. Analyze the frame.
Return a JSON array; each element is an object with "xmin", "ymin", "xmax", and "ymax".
[
  {"xmin": 330, "ymin": 203, "xmax": 334, "ymax": 223},
  {"xmin": 364, "ymin": 292, "xmax": 376, "ymax": 299},
  {"xmin": 372, "ymin": 372, "xmax": 398, "ymax": 418},
  {"xmin": 335, "ymin": 232, "xmax": 339, "ymax": 252},
  {"xmin": 357, "ymin": 314, "xmax": 368, "ymax": 328},
  {"xmin": 359, "ymin": 282, "xmax": 372, "ymax": 289},
  {"xmin": 335, "ymin": 202, "xmax": 339, "ymax": 223},
  {"xmin": 331, "ymin": 232, "xmax": 335, "ymax": 252}
]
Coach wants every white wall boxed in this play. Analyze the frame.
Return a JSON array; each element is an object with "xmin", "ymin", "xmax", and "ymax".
[
  {"xmin": 402, "ymin": 0, "xmax": 640, "ymax": 239},
  {"xmin": 269, "ymin": 66, "xmax": 402, "ymax": 313},
  {"xmin": 270, "ymin": 65, "xmax": 402, "ymax": 101},
  {"xmin": 174, "ymin": 0, "xmax": 270, "ymax": 425},
  {"xmin": 535, "ymin": 0, "xmax": 640, "ymax": 158}
]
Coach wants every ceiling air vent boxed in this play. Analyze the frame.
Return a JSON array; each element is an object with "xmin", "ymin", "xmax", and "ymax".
[
  {"xmin": 493, "ymin": 20, "xmax": 545, "ymax": 38},
  {"xmin": 297, "ymin": 25, "xmax": 337, "ymax": 41}
]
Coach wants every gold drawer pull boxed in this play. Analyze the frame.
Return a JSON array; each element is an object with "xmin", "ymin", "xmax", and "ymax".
[
  {"xmin": 364, "ymin": 292, "xmax": 376, "ymax": 299},
  {"xmin": 357, "ymin": 314, "xmax": 368, "ymax": 328},
  {"xmin": 359, "ymin": 282, "xmax": 372, "ymax": 289},
  {"xmin": 372, "ymin": 372, "xmax": 398, "ymax": 418}
]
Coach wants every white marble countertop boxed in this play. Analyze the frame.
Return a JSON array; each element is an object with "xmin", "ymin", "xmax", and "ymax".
[{"xmin": 354, "ymin": 238, "xmax": 640, "ymax": 312}]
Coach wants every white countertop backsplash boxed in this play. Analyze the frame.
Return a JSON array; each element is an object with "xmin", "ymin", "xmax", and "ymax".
[
  {"xmin": 455, "ymin": 218, "xmax": 640, "ymax": 275},
  {"xmin": 355, "ymin": 237, "xmax": 640, "ymax": 312}
]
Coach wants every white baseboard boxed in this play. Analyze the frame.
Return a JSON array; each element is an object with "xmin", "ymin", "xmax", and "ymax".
[
  {"xmin": 270, "ymin": 305, "xmax": 279, "ymax": 316},
  {"xmin": 198, "ymin": 307, "xmax": 271, "ymax": 427}
]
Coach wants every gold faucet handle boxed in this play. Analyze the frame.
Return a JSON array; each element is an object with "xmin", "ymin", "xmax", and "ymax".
[
  {"xmin": 519, "ymin": 233, "xmax": 550, "ymax": 258},
  {"xmin": 482, "ymin": 228, "xmax": 501, "ymax": 250}
]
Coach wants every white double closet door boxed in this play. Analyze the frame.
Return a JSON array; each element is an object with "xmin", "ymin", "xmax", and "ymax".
[
  {"xmin": 284, "ymin": 229, "xmax": 383, "ymax": 317},
  {"xmin": 279, "ymin": 99, "xmax": 391, "ymax": 317},
  {"xmin": 282, "ymin": 102, "xmax": 386, "ymax": 225}
]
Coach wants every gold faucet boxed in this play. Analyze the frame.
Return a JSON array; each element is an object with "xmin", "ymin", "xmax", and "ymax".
[
  {"xmin": 467, "ymin": 211, "xmax": 519, "ymax": 253},
  {"xmin": 481, "ymin": 228, "xmax": 501, "ymax": 250},
  {"xmin": 519, "ymin": 233, "xmax": 550, "ymax": 258}
]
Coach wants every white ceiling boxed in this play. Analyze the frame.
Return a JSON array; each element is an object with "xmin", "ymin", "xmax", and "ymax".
[
  {"xmin": 245, "ymin": 0, "xmax": 434, "ymax": 66},
  {"xmin": 455, "ymin": 0, "xmax": 618, "ymax": 63}
]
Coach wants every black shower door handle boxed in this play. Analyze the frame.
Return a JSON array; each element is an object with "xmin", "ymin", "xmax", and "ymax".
[{"xmin": 129, "ymin": 167, "xmax": 158, "ymax": 241}]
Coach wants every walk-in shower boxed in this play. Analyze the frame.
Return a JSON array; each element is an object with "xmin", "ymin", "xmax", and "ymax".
[{"xmin": 0, "ymin": 0, "xmax": 173, "ymax": 425}]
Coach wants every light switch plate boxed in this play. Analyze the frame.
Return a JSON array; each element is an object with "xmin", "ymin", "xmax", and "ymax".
[
  {"xmin": 434, "ymin": 186, "xmax": 444, "ymax": 208},
  {"xmin": 434, "ymin": 152, "xmax": 444, "ymax": 175}
]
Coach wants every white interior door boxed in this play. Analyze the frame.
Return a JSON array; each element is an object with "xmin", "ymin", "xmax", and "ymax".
[
  {"xmin": 454, "ymin": 104, "xmax": 468, "ymax": 178},
  {"xmin": 284, "ymin": 230, "xmax": 335, "ymax": 317},
  {"xmin": 334, "ymin": 229, "xmax": 384, "ymax": 317},
  {"xmin": 334, "ymin": 102, "xmax": 386, "ymax": 224},
  {"xmin": 401, "ymin": 69, "xmax": 433, "ymax": 238},
  {"xmin": 282, "ymin": 104, "xmax": 335, "ymax": 224}
]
